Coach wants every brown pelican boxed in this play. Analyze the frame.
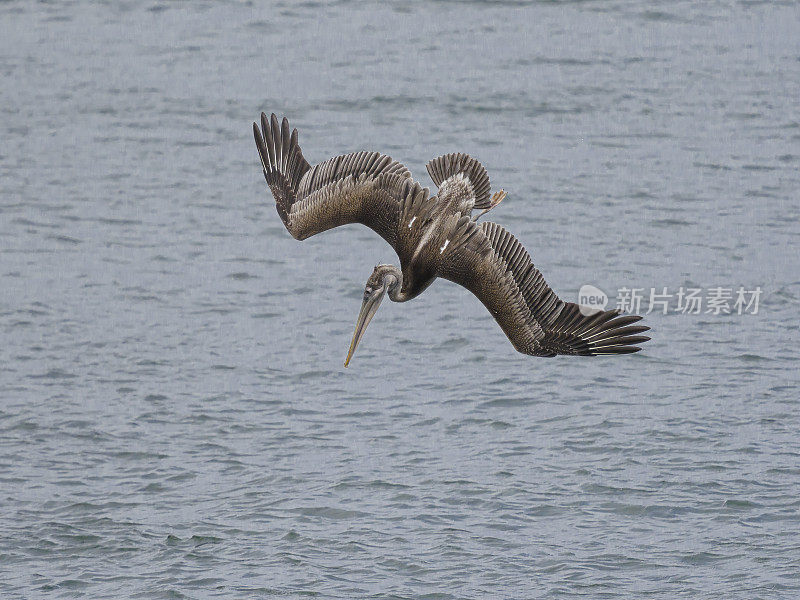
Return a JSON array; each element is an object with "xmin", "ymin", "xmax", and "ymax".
[{"xmin": 253, "ymin": 113, "xmax": 649, "ymax": 366}]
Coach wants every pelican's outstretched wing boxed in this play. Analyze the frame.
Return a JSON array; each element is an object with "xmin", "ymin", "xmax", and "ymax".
[
  {"xmin": 437, "ymin": 221, "xmax": 649, "ymax": 356},
  {"xmin": 253, "ymin": 113, "xmax": 427, "ymax": 249}
]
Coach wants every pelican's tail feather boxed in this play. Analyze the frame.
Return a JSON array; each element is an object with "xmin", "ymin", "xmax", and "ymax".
[{"xmin": 426, "ymin": 153, "xmax": 492, "ymax": 209}]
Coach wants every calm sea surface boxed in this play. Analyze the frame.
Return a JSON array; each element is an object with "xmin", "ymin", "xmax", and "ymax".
[{"xmin": 1, "ymin": 1, "xmax": 799, "ymax": 598}]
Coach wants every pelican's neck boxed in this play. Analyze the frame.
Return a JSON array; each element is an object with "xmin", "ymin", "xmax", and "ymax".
[{"xmin": 383, "ymin": 266, "xmax": 407, "ymax": 302}]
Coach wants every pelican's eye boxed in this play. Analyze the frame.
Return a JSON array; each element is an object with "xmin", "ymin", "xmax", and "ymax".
[{"xmin": 364, "ymin": 287, "xmax": 373, "ymax": 300}]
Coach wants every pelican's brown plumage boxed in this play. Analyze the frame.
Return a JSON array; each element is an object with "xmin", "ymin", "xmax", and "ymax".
[{"xmin": 253, "ymin": 113, "xmax": 650, "ymax": 365}]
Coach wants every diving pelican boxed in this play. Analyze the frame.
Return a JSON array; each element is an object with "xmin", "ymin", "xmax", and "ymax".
[{"xmin": 253, "ymin": 114, "xmax": 649, "ymax": 366}]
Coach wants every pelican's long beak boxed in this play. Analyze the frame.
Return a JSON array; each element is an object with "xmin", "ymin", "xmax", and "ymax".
[{"xmin": 344, "ymin": 287, "xmax": 385, "ymax": 368}]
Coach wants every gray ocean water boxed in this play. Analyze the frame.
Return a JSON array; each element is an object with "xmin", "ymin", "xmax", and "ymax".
[{"xmin": 2, "ymin": 1, "xmax": 799, "ymax": 598}]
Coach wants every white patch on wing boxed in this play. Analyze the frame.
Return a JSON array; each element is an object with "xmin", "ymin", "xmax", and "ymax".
[
  {"xmin": 408, "ymin": 216, "xmax": 417, "ymax": 228},
  {"xmin": 439, "ymin": 239, "xmax": 450, "ymax": 254}
]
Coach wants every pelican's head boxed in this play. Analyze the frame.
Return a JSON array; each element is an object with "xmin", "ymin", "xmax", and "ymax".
[{"xmin": 344, "ymin": 265, "xmax": 400, "ymax": 368}]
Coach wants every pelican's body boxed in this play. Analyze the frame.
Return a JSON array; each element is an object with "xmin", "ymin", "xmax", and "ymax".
[
  {"xmin": 253, "ymin": 114, "xmax": 649, "ymax": 364},
  {"xmin": 391, "ymin": 172, "xmax": 492, "ymax": 302}
]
